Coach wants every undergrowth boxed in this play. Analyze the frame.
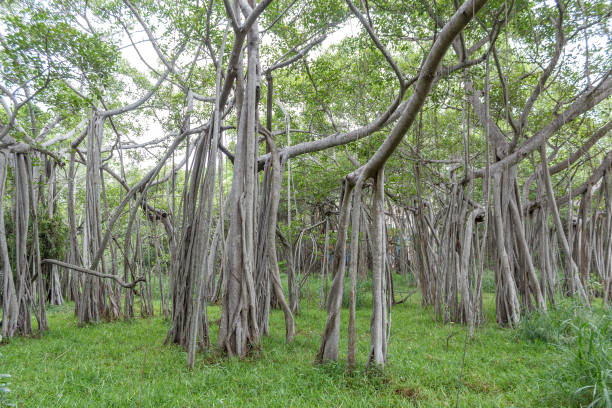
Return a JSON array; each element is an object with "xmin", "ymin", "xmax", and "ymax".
[
  {"xmin": 0, "ymin": 338, "xmax": 12, "ymax": 407},
  {"xmin": 0, "ymin": 277, "xmax": 575, "ymax": 407},
  {"xmin": 519, "ymin": 299, "xmax": 611, "ymax": 407}
]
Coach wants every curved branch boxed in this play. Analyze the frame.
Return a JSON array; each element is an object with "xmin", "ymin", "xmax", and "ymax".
[
  {"xmin": 353, "ymin": 0, "xmax": 489, "ymax": 180},
  {"xmin": 346, "ymin": 0, "xmax": 405, "ymax": 88},
  {"xmin": 471, "ymin": 74, "xmax": 612, "ymax": 178},
  {"xmin": 263, "ymin": 35, "xmax": 326, "ymax": 74},
  {"xmin": 42, "ymin": 259, "xmax": 145, "ymax": 289},
  {"xmin": 557, "ymin": 150, "xmax": 612, "ymax": 206}
]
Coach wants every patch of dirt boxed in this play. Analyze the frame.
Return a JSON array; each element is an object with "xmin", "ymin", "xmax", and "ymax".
[
  {"xmin": 202, "ymin": 355, "xmax": 220, "ymax": 366},
  {"xmin": 394, "ymin": 386, "xmax": 421, "ymax": 401}
]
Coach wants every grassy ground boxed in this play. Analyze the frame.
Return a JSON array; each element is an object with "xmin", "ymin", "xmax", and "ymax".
[{"xmin": 0, "ymin": 279, "xmax": 570, "ymax": 407}]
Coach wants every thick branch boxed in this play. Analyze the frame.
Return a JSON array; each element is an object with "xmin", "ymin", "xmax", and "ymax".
[
  {"xmin": 354, "ymin": 0, "xmax": 489, "ymax": 180},
  {"xmin": 471, "ymin": 75, "xmax": 612, "ymax": 178}
]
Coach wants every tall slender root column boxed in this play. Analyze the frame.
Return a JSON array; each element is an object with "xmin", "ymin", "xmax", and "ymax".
[
  {"xmin": 217, "ymin": 12, "xmax": 261, "ymax": 357},
  {"xmin": 367, "ymin": 168, "xmax": 389, "ymax": 369}
]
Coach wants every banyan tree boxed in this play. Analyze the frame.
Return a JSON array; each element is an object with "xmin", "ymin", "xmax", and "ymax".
[{"xmin": 1, "ymin": 0, "xmax": 611, "ymax": 372}]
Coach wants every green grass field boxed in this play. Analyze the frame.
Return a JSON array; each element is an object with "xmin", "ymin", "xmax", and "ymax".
[{"xmin": 0, "ymin": 279, "xmax": 584, "ymax": 407}]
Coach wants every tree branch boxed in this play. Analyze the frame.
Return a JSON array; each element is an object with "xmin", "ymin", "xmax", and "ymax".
[{"xmin": 42, "ymin": 259, "xmax": 145, "ymax": 289}]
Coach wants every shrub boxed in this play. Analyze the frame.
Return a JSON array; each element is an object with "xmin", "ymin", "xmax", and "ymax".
[
  {"xmin": 518, "ymin": 300, "xmax": 582, "ymax": 345},
  {"xmin": 342, "ymin": 277, "xmax": 372, "ymax": 309},
  {"xmin": 481, "ymin": 269, "xmax": 496, "ymax": 293},
  {"xmin": 518, "ymin": 310, "xmax": 560, "ymax": 343}
]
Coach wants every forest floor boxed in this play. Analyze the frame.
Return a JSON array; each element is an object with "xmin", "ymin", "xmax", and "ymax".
[{"xmin": 0, "ymin": 279, "xmax": 578, "ymax": 407}]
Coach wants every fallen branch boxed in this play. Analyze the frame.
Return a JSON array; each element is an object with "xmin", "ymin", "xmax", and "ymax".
[
  {"xmin": 42, "ymin": 259, "xmax": 146, "ymax": 289},
  {"xmin": 393, "ymin": 289, "xmax": 418, "ymax": 305}
]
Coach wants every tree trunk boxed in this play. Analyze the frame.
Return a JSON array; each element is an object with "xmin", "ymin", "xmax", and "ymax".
[
  {"xmin": 347, "ymin": 185, "xmax": 361, "ymax": 369},
  {"xmin": 0, "ymin": 152, "xmax": 19, "ymax": 338},
  {"xmin": 367, "ymin": 168, "xmax": 389, "ymax": 369},
  {"xmin": 539, "ymin": 145, "xmax": 588, "ymax": 304},
  {"xmin": 217, "ymin": 15, "xmax": 261, "ymax": 357},
  {"xmin": 316, "ymin": 183, "xmax": 353, "ymax": 363}
]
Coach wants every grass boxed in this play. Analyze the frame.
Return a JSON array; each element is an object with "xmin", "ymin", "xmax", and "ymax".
[
  {"xmin": 0, "ymin": 277, "xmax": 578, "ymax": 407},
  {"xmin": 518, "ymin": 300, "xmax": 611, "ymax": 407}
]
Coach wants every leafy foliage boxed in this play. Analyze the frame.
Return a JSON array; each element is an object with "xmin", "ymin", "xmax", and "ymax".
[{"xmin": 4, "ymin": 209, "xmax": 67, "ymax": 271}]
